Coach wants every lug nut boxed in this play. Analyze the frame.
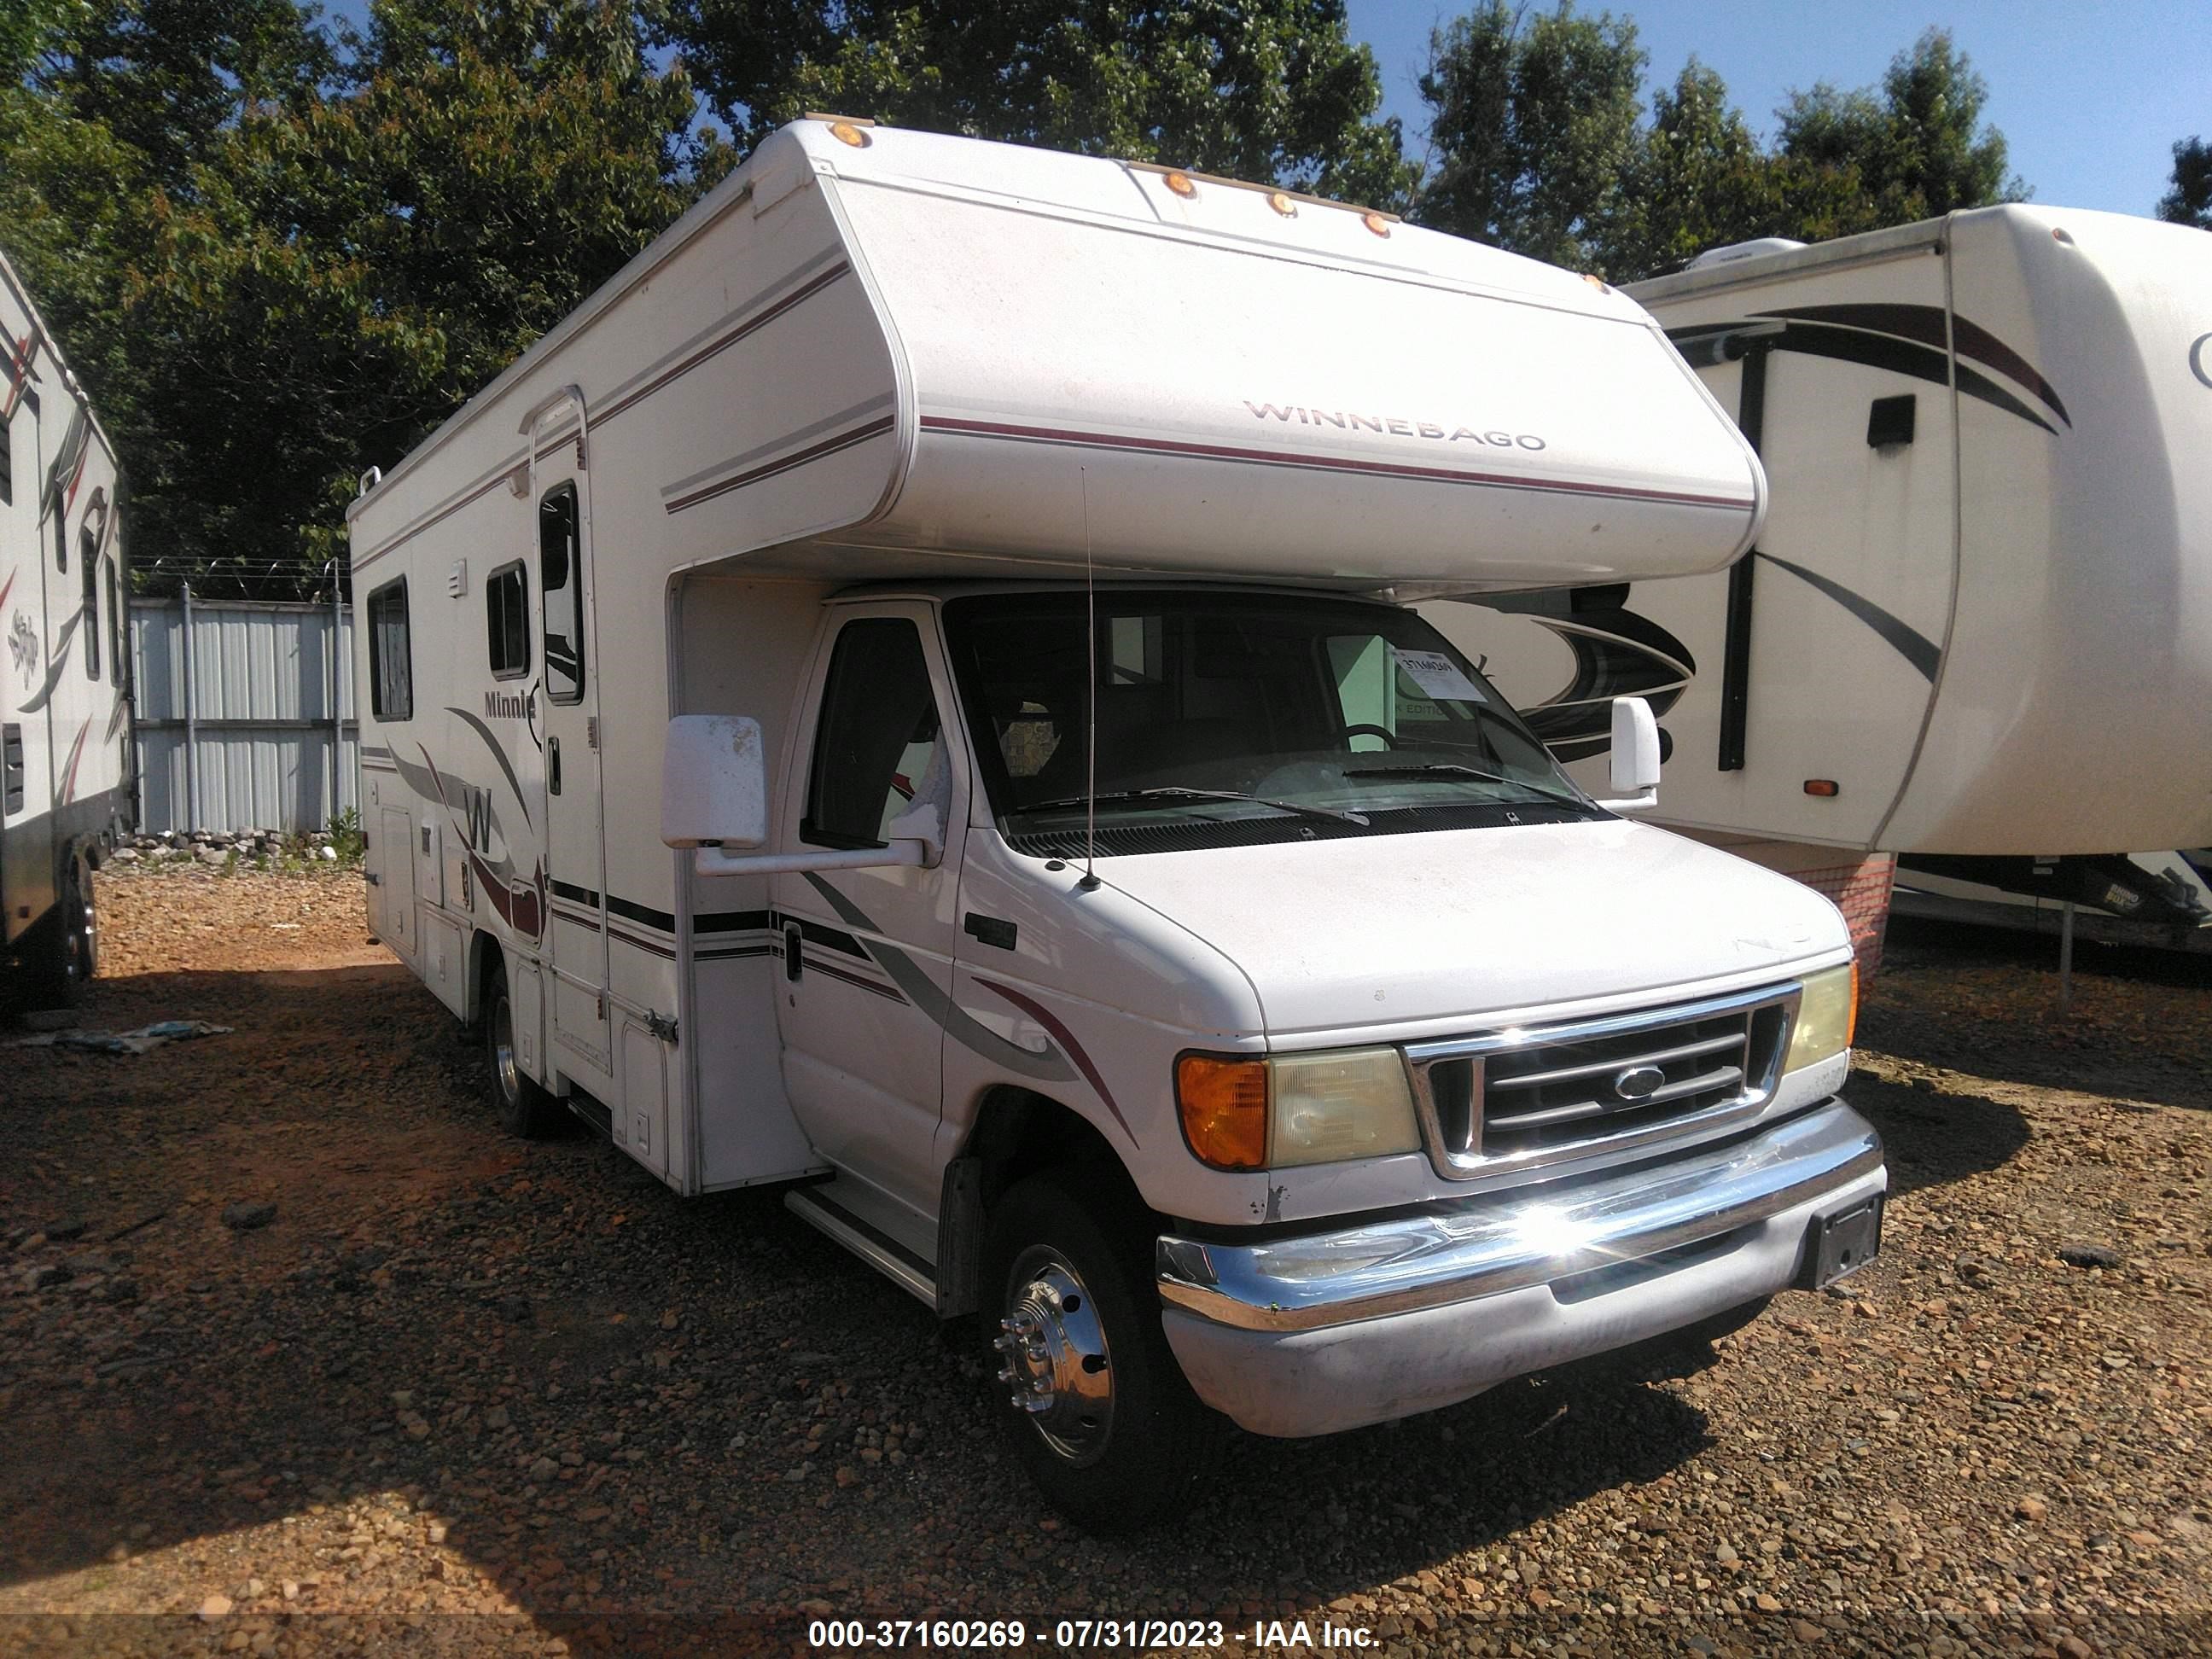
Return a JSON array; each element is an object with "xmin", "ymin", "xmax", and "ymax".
[{"xmin": 1031, "ymin": 1377, "xmax": 1051, "ymax": 1395}]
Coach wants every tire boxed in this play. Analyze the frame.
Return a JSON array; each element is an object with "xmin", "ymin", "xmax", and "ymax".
[
  {"xmin": 983, "ymin": 1171, "xmax": 1221, "ymax": 1532},
  {"xmin": 22, "ymin": 854, "xmax": 94, "ymax": 1010},
  {"xmin": 483, "ymin": 958, "xmax": 561, "ymax": 1138}
]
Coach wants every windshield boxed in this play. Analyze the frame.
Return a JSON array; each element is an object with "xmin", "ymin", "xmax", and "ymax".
[{"xmin": 942, "ymin": 591, "xmax": 1600, "ymax": 856}]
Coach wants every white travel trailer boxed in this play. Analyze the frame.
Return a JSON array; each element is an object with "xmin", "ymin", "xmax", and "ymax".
[
  {"xmin": 1426, "ymin": 206, "xmax": 2212, "ymax": 961},
  {"xmin": 2, "ymin": 247, "xmax": 133, "ymax": 1007},
  {"xmin": 349, "ymin": 119, "xmax": 1885, "ymax": 1524}
]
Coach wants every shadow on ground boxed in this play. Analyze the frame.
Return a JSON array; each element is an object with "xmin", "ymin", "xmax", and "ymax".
[{"xmin": 3, "ymin": 958, "xmax": 1725, "ymax": 1633}]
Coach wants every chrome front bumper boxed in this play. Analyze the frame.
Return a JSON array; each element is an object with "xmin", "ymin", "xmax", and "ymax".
[{"xmin": 1156, "ymin": 1097, "xmax": 1883, "ymax": 1437}]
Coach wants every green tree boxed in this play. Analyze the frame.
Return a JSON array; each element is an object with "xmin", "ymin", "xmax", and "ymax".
[
  {"xmin": 2, "ymin": 0, "xmax": 724, "ymax": 594},
  {"xmin": 656, "ymin": 0, "xmax": 1414, "ymax": 208},
  {"xmin": 1775, "ymin": 29, "xmax": 2022, "ymax": 232},
  {"xmin": 1413, "ymin": 0, "xmax": 1645, "ymax": 269},
  {"xmin": 1599, "ymin": 58, "xmax": 1772, "ymax": 279},
  {"xmin": 2159, "ymin": 136, "xmax": 2211, "ymax": 230}
]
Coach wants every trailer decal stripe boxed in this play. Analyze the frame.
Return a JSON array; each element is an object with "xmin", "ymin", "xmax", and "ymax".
[
  {"xmin": 916, "ymin": 416, "xmax": 1759, "ymax": 512},
  {"xmin": 696, "ymin": 908, "xmax": 772, "ymax": 935},
  {"xmin": 1762, "ymin": 303, "xmax": 2070, "ymax": 427},
  {"xmin": 662, "ymin": 414, "xmax": 898, "ymax": 514},
  {"xmin": 804, "ymin": 955, "xmax": 905, "ymax": 1001},
  {"xmin": 18, "ymin": 605, "xmax": 81, "ymax": 712},
  {"xmin": 599, "ymin": 258, "xmax": 853, "ymax": 427},
  {"xmin": 1754, "ymin": 551, "xmax": 1942, "ymax": 681}
]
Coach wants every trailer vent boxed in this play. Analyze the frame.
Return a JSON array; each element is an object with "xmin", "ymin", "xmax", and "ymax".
[{"xmin": 1405, "ymin": 984, "xmax": 1797, "ymax": 1179}]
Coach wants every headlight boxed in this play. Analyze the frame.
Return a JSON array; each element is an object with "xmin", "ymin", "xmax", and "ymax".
[
  {"xmin": 1175, "ymin": 1047, "xmax": 1421, "ymax": 1170},
  {"xmin": 1784, "ymin": 963, "xmax": 1859, "ymax": 1072}
]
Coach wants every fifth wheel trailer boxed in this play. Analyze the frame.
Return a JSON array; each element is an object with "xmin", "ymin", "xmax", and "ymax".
[
  {"xmin": 1426, "ymin": 206, "xmax": 2212, "ymax": 962},
  {"xmin": 350, "ymin": 119, "xmax": 1885, "ymax": 1524},
  {"xmin": 1, "ymin": 246, "xmax": 133, "ymax": 1007}
]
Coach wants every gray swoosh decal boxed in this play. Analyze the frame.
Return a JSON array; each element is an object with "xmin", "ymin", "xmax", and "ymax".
[
  {"xmin": 801, "ymin": 873, "xmax": 1076, "ymax": 1085},
  {"xmin": 1755, "ymin": 551, "xmax": 1942, "ymax": 682},
  {"xmin": 18, "ymin": 608, "xmax": 81, "ymax": 712},
  {"xmin": 446, "ymin": 704, "xmax": 533, "ymax": 830}
]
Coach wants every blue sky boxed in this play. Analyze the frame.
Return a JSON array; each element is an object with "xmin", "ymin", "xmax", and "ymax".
[{"xmin": 1344, "ymin": 0, "xmax": 2210, "ymax": 218}]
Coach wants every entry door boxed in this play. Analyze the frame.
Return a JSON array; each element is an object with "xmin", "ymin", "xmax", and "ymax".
[
  {"xmin": 773, "ymin": 606, "xmax": 969, "ymax": 1231},
  {"xmin": 534, "ymin": 442, "xmax": 610, "ymax": 1076}
]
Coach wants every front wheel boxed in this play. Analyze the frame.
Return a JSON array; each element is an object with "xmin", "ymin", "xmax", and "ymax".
[
  {"xmin": 984, "ymin": 1173, "xmax": 1220, "ymax": 1532},
  {"xmin": 483, "ymin": 958, "xmax": 561, "ymax": 1138}
]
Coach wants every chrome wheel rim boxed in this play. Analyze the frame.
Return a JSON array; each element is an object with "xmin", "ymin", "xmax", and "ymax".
[
  {"xmin": 997, "ymin": 1248, "xmax": 1115, "ymax": 1466},
  {"xmin": 492, "ymin": 994, "xmax": 520, "ymax": 1107}
]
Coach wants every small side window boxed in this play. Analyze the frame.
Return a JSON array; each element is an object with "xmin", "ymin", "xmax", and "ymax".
[
  {"xmin": 367, "ymin": 577, "xmax": 413, "ymax": 721},
  {"xmin": 803, "ymin": 618, "xmax": 943, "ymax": 848},
  {"xmin": 0, "ymin": 406, "xmax": 12, "ymax": 504},
  {"xmin": 538, "ymin": 483, "xmax": 584, "ymax": 703},
  {"xmin": 486, "ymin": 560, "xmax": 529, "ymax": 678},
  {"xmin": 81, "ymin": 529, "xmax": 100, "ymax": 680}
]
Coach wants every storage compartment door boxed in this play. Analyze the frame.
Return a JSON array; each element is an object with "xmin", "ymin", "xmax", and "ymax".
[{"xmin": 376, "ymin": 805, "xmax": 417, "ymax": 959}]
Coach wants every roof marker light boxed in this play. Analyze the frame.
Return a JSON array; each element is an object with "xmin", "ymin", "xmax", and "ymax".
[
  {"xmin": 1268, "ymin": 191, "xmax": 1298, "ymax": 218},
  {"xmin": 2052, "ymin": 225, "xmax": 2075, "ymax": 246},
  {"xmin": 1164, "ymin": 171, "xmax": 1197, "ymax": 198},
  {"xmin": 1804, "ymin": 779, "xmax": 1839, "ymax": 797},
  {"xmin": 1582, "ymin": 273, "xmax": 1610, "ymax": 293},
  {"xmin": 828, "ymin": 121, "xmax": 870, "ymax": 148},
  {"xmin": 1362, "ymin": 212, "xmax": 1391, "ymax": 237}
]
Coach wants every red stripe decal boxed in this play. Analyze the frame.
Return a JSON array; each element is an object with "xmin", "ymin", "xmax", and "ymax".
[
  {"xmin": 975, "ymin": 979, "xmax": 1138, "ymax": 1149},
  {"xmin": 919, "ymin": 415, "xmax": 1755, "ymax": 512},
  {"xmin": 59, "ymin": 718, "xmax": 91, "ymax": 804}
]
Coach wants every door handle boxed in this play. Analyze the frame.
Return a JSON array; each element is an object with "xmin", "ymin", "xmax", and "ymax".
[
  {"xmin": 783, "ymin": 923, "xmax": 804, "ymax": 983},
  {"xmin": 549, "ymin": 735, "xmax": 562, "ymax": 795}
]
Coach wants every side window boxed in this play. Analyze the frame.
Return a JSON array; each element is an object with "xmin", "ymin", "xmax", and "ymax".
[
  {"xmin": 804, "ymin": 618, "xmax": 943, "ymax": 848},
  {"xmin": 0, "ymin": 405, "xmax": 12, "ymax": 504},
  {"xmin": 105, "ymin": 556, "xmax": 124, "ymax": 690},
  {"xmin": 538, "ymin": 483, "xmax": 584, "ymax": 703},
  {"xmin": 367, "ymin": 577, "xmax": 413, "ymax": 721},
  {"xmin": 486, "ymin": 560, "xmax": 529, "ymax": 678},
  {"xmin": 3, "ymin": 724, "xmax": 23, "ymax": 814},
  {"xmin": 81, "ymin": 530, "xmax": 100, "ymax": 680}
]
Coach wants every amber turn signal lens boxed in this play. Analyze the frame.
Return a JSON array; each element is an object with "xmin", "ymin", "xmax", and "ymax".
[
  {"xmin": 1803, "ymin": 778, "xmax": 1839, "ymax": 797},
  {"xmin": 1176, "ymin": 1054, "xmax": 1268, "ymax": 1170},
  {"xmin": 1847, "ymin": 960, "xmax": 1860, "ymax": 1047}
]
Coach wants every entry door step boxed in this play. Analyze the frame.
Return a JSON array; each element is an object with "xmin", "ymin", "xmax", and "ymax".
[{"xmin": 785, "ymin": 1182, "xmax": 937, "ymax": 1309}]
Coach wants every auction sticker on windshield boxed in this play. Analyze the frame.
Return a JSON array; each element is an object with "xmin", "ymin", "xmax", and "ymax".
[{"xmin": 1390, "ymin": 646, "xmax": 1486, "ymax": 703}]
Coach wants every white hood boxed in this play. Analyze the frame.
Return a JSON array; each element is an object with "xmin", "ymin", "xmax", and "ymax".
[{"xmin": 1096, "ymin": 820, "xmax": 1849, "ymax": 1039}]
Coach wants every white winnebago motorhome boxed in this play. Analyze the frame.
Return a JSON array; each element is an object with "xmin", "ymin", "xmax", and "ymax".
[
  {"xmin": 1427, "ymin": 207, "xmax": 2212, "ymax": 961},
  {"xmin": 348, "ymin": 120, "xmax": 1885, "ymax": 1525},
  {"xmin": 2, "ymin": 246, "xmax": 133, "ymax": 1007}
]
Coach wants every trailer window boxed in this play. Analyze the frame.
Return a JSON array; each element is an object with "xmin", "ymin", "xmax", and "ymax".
[
  {"xmin": 804, "ymin": 618, "xmax": 943, "ymax": 849},
  {"xmin": 2, "ymin": 725, "xmax": 22, "ymax": 814},
  {"xmin": 0, "ymin": 406, "xmax": 12, "ymax": 504},
  {"xmin": 81, "ymin": 531, "xmax": 100, "ymax": 680},
  {"xmin": 539, "ymin": 483, "xmax": 584, "ymax": 703},
  {"xmin": 486, "ymin": 560, "xmax": 529, "ymax": 678},
  {"xmin": 367, "ymin": 578, "xmax": 413, "ymax": 721}
]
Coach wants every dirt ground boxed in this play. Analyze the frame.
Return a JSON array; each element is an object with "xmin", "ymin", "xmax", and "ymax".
[{"xmin": 1, "ymin": 865, "xmax": 2207, "ymax": 1657}]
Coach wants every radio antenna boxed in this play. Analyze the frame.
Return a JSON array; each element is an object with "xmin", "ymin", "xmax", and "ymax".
[{"xmin": 1079, "ymin": 467, "xmax": 1101, "ymax": 891}]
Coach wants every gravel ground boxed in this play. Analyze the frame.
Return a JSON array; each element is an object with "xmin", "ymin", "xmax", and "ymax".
[{"xmin": 1, "ymin": 868, "xmax": 2207, "ymax": 1657}]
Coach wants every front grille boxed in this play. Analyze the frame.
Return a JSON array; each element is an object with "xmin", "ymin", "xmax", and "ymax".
[{"xmin": 1408, "ymin": 985, "xmax": 1797, "ymax": 1178}]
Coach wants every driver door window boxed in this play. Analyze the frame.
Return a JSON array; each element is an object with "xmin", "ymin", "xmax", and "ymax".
[{"xmin": 803, "ymin": 618, "xmax": 943, "ymax": 847}]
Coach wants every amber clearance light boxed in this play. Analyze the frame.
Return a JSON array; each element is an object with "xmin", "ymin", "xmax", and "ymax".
[
  {"xmin": 1163, "ymin": 171, "xmax": 1197, "ymax": 199},
  {"xmin": 1176, "ymin": 1054, "xmax": 1268, "ymax": 1170}
]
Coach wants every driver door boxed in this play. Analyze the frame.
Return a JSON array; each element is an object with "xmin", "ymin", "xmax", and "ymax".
[{"xmin": 772, "ymin": 604, "xmax": 969, "ymax": 1236}]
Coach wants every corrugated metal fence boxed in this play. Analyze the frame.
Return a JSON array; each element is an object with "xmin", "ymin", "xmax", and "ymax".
[{"xmin": 130, "ymin": 594, "xmax": 358, "ymax": 835}]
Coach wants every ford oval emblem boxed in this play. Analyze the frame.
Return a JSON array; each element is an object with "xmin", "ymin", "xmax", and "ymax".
[{"xmin": 1612, "ymin": 1065, "xmax": 1665, "ymax": 1103}]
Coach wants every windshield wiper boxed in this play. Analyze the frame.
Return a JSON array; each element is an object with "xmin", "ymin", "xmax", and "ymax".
[
  {"xmin": 1345, "ymin": 763, "xmax": 1589, "ymax": 811},
  {"xmin": 1019, "ymin": 786, "xmax": 1368, "ymax": 826}
]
